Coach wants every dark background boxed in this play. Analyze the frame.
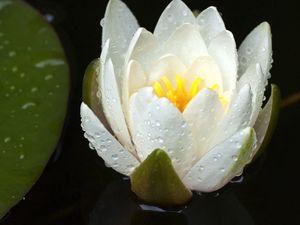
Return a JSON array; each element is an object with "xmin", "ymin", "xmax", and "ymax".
[{"xmin": 1, "ymin": 0, "xmax": 300, "ymax": 224}]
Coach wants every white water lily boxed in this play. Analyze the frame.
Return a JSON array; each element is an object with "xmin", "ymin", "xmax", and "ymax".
[{"xmin": 81, "ymin": 0, "xmax": 275, "ymax": 194}]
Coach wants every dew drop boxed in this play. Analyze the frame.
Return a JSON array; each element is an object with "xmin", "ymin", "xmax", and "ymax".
[
  {"xmin": 167, "ymin": 14, "xmax": 173, "ymax": 22},
  {"xmin": 240, "ymin": 56, "xmax": 248, "ymax": 64},
  {"xmin": 35, "ymin": 59, "xmax": 65, "ymax": 68},
  {"xmin": 44, "ymin": 13, "xmax": 54, "ymax": 23},
  {"xmin": 245, "ymin": 47, "xmax": 252, "ymax": 54},
  {"xmin": 127, "ymin": 164, "xmax": 135, "ymax": 172},
  {"xmin": 236, "ymin": 143, "xmax": 242, "ymax": 149},
  {"xmin": 232, "ymin": 155, "xmax": 238, "ymax": 161},
  {"xmin": 89, "ymin": 143, "xmax": 95, "ymax": 150},
  {"xmin": 44, "ymin": 74, "xmax": 53, "ymax": 80},
  {"xmin": 158, "ymin": 138, "xmax": 164, "ymax": 143},
  {"xmin": 100, "ymin": 18, "xmax": 105, "ymax": 27},
  {"xmin": 9, "ymin": 51, "xmax": 16, "ymax": 57},
  {"xmin": 4, "ymin": 137, "xmax": 11, "ymax": 143},
  {"xmin": 21, "ymin": 102, "xmax": 36, "ymax": 110},
  {"xmin": 19, "ymin": 154, "xmax": 25, "ymax": 159},
  {"xmin": 198, "ymin": 18, "xmax": 205, "ymax": 26},
  {"xmin": 31, "ymin": 87, "xmax": 38, "ymax": 92},
  {"xmin": 112, "ymin": 154, "xmax": 119, "ymax": 160},
  {"xmin": 12, "ymin": 66, "xmax": 18, "ymax": 72}
]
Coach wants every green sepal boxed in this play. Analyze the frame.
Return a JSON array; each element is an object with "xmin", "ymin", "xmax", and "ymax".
[
  {"xmin": 254, "ymin": 84, "xmax": 281, "ymax": 159},
  {"xmin": 130, "ymin": 149, "xmax": 192, "ymax": 207},
  {"xmin": 82, "ymin": 59, "xmax": 100, "ymax": 113},
  {"xmin": 82, "ymin": 59, "xmax": 111, "ymax": 129}
]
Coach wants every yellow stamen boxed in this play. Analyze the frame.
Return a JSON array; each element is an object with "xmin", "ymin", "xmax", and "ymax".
[
  {"xmin": 161, "ymin": 76, "xmax": 173, "ymax": 91},
  {"xmin": 153, "ymin": 75, "xmax": 201, "ymax": 112},
  {"xmin": 153, "ymin": 75, "xmax": 228, "ymax": 112},
  {"xmin": 190, "ymin": 77, "xmax": 202, "ymax": 97},
  {"xmin": 154, "ymin": 82, "xmax": 164, "ymax": 97},
  {"xmin": 210, "ymin": 84, "xmax": 219, "ymax": 91}
]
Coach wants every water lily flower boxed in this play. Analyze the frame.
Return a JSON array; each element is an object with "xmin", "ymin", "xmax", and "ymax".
[{"xmin": 80, "ymin": 0, "xmax": 280, "ymax": 206}]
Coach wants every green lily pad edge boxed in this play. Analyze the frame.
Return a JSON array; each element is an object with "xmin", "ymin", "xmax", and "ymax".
[{"xmin": 0, "ymin": 0, "xmax": 69, "ymax": 219}]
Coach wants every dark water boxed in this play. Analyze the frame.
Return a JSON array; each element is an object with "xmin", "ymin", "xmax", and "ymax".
[{"xmin": 1, "ymin": 0, "xmax": 300, "ymax": 224}]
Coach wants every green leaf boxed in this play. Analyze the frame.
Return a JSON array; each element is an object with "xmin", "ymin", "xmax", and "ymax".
[
  {"xmin": 0, "ymin": 0, "xmax": 69, "ymax": 218},
  {"xmin": 253, "ymin": 84, "xmax": 281, "ymax": 159},
  {"xmin": 130, "ymin": 149, "xmax": 192, "ymax": 207}
]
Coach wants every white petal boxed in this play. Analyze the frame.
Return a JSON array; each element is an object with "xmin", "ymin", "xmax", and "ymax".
[
  {"xmin": 102, "ymin": 0, "xmax": 139, "ymax": 81},
  {"xmin": 238, "ymin": 22, "xmax": 272, "ymax": 80},
  {"xmin": 97, "ymin": 40, "xmax": 110, "ymax": 103},
  {"xmin": 238, "ymin": 64, "xmax": 265, "ymax": 126},
  {"xmin": 210, "ymin": 84, "xmax": 253, "ymax": 147},
  {"xmin": 208, "ymin": 30, "xmax": 238, "ymax": 92},
  {"xmin": 122, "ymin": 60, "xmax": 147, "ymax": 121},
  {"xmin": 148, "ymin": 54, "xmax": 186, "ymax": 84},
  {"xmin": 253, "ymin": 86, "xmax": 278, "ymax": 155},
  {"xmin": 125, "ymin": 28, "xmax": 160, "ymax": 75},
  {"xmin": 184, "ymin": 55, "xmax": 223, "ymax": 91},
  {"xmin": 100, "ymin": 39, "xmax": 110, "ymax": 64},
  {"xmin": 183, "ymin": 89, "xmax": 224, "ymax": 159},
  {"xmin": 129, "ymin": 88, "xmax": 197, "ymax": 178},
  {"xmin": 81, "ymin": 103, "xmax": 140, "ymax": 176},
  {"xmin": 183, "ymin": 127, "xmax": 256, "ymax": 192},
  {"xmin": 101, "ymin": 59, "xmax": 135, "ymax": 154},
  {"xmin": 164, "ymin": 24, "xmax": 208, "ymax": 66},
  {"xmin": 154, "ymin": 0, "xmax": 196, "ymax": 43},
  {"xmin": 128, "ymin": 87, "xmax": 158, "ymax": 135},
  {"xmin": 197, "ymin": 6, "xmax": 226, "ymax": 45}
]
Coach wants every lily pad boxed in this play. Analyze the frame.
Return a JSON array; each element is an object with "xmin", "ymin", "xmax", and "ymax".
[
  {"xmin": 130, "ymin": 149, "xmax": 192, "ymax": 207},
  {"xmin": 0, "ymin": 0, "xmax": 69, "ymax": 218}
]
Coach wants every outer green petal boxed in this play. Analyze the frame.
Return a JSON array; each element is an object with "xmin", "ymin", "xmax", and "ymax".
[{"xmin": 130, "ymin": 149, "xmax": 192, "ymax": 207}]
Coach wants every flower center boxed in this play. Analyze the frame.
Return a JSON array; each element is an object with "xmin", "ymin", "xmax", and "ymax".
[
  {"xmin": 153, "ymin": 75, "xmax": 228, "ymax": 112},
  {"xmin": 153, "ymin": 75, "xmax": 202, "ymax": 112}
]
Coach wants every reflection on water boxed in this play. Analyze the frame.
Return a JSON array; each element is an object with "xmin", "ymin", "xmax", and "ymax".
[{"xmin": 87, "ymin": 179, "xmax": 255, "ymax": 225}]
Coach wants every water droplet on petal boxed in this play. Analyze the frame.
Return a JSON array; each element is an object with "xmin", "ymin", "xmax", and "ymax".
[
  {"xmin": 232, "ymin": 155, "xmax": 238, "ymax": 161},
  {"xmin": 112, "ymin": 154, "xmax": 119, "ymax": 160}
]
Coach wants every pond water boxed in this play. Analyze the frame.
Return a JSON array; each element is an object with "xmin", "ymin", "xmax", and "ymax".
[{"xmin": 1, "ymin": 0, "xmax": 300, "ymax": 224}]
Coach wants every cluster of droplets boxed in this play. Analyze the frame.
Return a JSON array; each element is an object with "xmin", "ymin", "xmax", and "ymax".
[
  {"xmin": 81, "ymin": 113, "xmax": 137, "ymax": 174},
  {"xmin": 133, "ymin": 99, "xmax": 195, "ymax": 176},
  {"xmin": 2, "ymin": 135, "xmax": 26, "ymax": 160}
]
